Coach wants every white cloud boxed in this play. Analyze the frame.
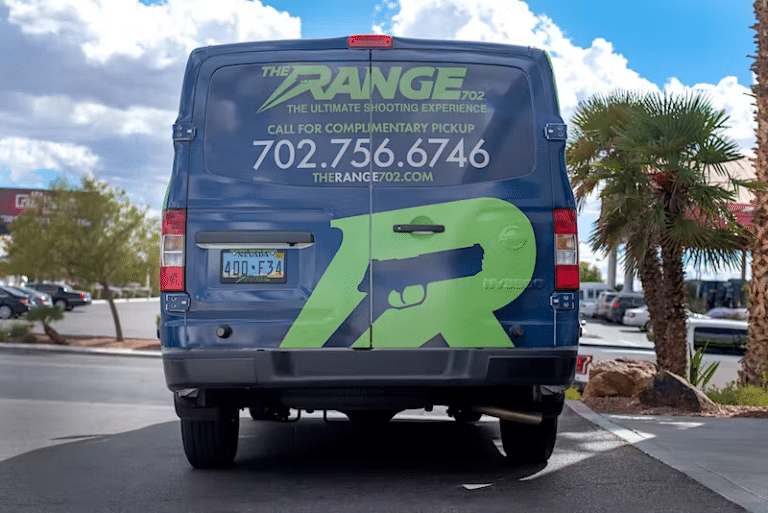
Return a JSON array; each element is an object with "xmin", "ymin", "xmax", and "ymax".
[
  {"xmin": 23, "ymin": 94, "xmax": 175, "ymax": 138},
  {"xmin": 3, "ymin": 0, "xmax": 301, "ymax": 69},
  {"xmin": 383, "ymin": 0, "xmax": 755, "ymax": 151},
  {"xmin": 0, "ymin": 136, "xmax": 99, "ymax": 180}
]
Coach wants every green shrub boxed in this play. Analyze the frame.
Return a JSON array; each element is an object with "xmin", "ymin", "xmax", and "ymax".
[
  {"xmin": 706, "ymin": 382, "xmax": 768, "ymax": 407},
  {"xmin": 565, "ymin": 386, "xmax": 582, "ymax": 400},
  {"xmin": 9, "ymin": 322, "xmax": 32, "ymax": 339}
]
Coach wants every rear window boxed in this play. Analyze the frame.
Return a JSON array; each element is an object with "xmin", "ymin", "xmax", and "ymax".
[{"xmin": 204, "ymin": 61, "xmax": 535, "ymax": 186}]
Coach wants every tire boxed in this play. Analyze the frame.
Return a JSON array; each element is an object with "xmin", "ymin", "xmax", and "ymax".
[
  {"xmin": 500, "ymin": 417, "xmax": 557, "ymax": 464},
  {"xmin": 0, "ymin": 305, "xmax": 12, "ymax": 319},
  {"xmin": 54, "ymin": 299, "xmax": 67, "ymax": 311},
  {"xmin": 180, "ymin": 413, "xmax": 239, "ymax": 469},
  {"xmin": 343, "ymin": 410, "xmax": 398, "ymax": 424},
  {"xmin": 642, "ymin": 321, "xmax": 650, "ymax": 332}
]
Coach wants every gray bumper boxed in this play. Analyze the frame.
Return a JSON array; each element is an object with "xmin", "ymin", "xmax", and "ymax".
[{"xmin": 162, "ymin": 347, "xmax": 577, "ymax": 391}]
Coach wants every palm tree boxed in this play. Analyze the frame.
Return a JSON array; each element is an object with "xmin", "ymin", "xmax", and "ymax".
[
  {"xmin": 569, "ymin": 92, "xmax": 748, "ymax": 377},
  {"xmin": 742, "ymin": 0, "xmax": 768, "ymax": 386},
  {"xmin": 617, "ymin": 94, "xmax": 747, "ymax": 376}
]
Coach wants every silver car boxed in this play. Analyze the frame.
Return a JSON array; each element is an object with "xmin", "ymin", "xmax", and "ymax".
[{"xmin": 7, "ymin": 286, "xmax": 53, "ymax": 308}]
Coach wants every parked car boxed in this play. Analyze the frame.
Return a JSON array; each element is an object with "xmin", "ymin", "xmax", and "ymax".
[
  {"xmin": 26, "ymin": 282, "xmax": 91, "ymax": 311},
  {"xmin": 576, "ymin": 317, "xmax": 748, "ymax": 390},
  {"xmin": 0, "ymin": 286, "xmax": 31, "ymax": 319},
  {"xmin": 580, "ymin": 283, "xmax": 614, "ymax": 318},
  {"xmin": 623, "ymin": 305, "xmax": 650, "ymax": 331},
  {"xmin": 6, "ymin": 286, "xmax": 53, "ymax": 308},
  {"xmin": 706, "ymin": 307, "xmax": 748, "ymax": 320},
  {"xmin": 606, "ymin": 293, "xmax": 645, "ymax": 324},
  {"xmin": 595, "ymin": 291, "xmax": 619, "ymax": 319}
]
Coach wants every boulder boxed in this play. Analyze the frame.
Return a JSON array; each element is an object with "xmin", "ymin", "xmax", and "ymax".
[
  {"xmin": 637, "ymin": 371, "xmax": 719, "ymax": 413},
  {"xmin": 582, "ymin": 358, "xmax": 658, "ymax": 398}
]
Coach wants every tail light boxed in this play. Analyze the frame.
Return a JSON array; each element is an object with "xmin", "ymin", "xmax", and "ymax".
[
  {"xmin": 80, "ymin": 292, "xmax": 86, "ymax": 300},
  {"xmin": 161, "ymin": 209, "xmax": 186, "ymax": 292},
  {"xmin": 612, "ymin": 302, "xmax": 620, "ymax": 309},
  {"xmin": 576, "ymin": 355, "xmax": 592, "ymax": 375},
  {"xmin": 20, "ymin": 298, "xmax": 29, "ymax": 307},
  {"xmin": 348, "ymin": 35, "xmax": 393, "ymax": 48},
  {"xmin": 554, "ymin": 209, "xmax": 579, "ymax": 290}
]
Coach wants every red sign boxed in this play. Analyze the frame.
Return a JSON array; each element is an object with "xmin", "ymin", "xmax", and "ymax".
[{"xmin": 0, "ymin": 188, "xmax": 46, "ymax": 235}]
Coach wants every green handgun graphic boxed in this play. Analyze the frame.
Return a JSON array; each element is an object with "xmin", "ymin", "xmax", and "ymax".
[
  {"xmin": 280, "ymin": 198, "xmax": 536, "ymax": 349},
  {"xmin": 321, "ymin": 244, "xmax": 484, "ymax": 347}
]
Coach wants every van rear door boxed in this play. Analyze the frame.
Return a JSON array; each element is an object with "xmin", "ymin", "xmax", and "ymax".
[
  {"xmin": 364, "ymin": 47, "xmax": 553, "ymax": 349},
  {"xmin": 188, "ymin": 48, "xmax": 375, "ymax": 349}
]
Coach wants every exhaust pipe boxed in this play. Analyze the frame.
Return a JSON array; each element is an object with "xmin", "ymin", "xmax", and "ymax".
[{"xmin": 471, "ymin": 406, "xmax": 543, "ymax": 425}]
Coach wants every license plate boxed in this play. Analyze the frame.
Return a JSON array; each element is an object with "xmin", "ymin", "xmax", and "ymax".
[{"xmin": 221, "ymin": 249, "xmax": 286, "ymax": 283}]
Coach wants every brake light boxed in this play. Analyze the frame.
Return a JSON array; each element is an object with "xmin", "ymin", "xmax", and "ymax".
[
  {"xmin": 576, "ymin": 355, "xmax": 592, "ymax": 375},
  {"xmin": 348, "ymin": 35, "xmax": 393, "ymax": 48},
  {"xmin": 612, "ymin": 302, "xmax": 620, "ymax": 309},
  {"xmin": 80, "ymin": 292, "xmax": 85, "ymax": 300},
  {"xmin": 161, "ymin": 209, "xmax": 186, "ymax": 292},
  {"xmin": 554, "ymin": 209, "xmax": 579, "ymax": 290},
  {"xmin": 20, "ymin": 298, "xmax": 29, "ymax": 307}
]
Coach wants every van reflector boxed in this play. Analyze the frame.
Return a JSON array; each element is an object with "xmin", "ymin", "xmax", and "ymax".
[
  {"xmin": 348, "ymin": 35, "xmax": 393, "ymax": 48},
  {"xmin": 554, "ymin": 209, "xmax": 579, "ymax": 290},
  {"xmin": 161, "ymin": 209, "xmax": 186, "ymax": 292}
]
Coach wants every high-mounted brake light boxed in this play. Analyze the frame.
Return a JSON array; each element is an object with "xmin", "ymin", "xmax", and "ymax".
[
  {"xmin": 348, "ymin": 35, "xmax": 393, "ymax": 48},
  {"xmin": 161, "ymin": 209, "xmax": 186, "ymax": 292},
  {"xmin": 554, "ymin": 208, "xmax": 579, "ymax": 290}
]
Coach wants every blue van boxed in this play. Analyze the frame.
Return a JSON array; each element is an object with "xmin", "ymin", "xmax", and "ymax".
[{"xmin": 160, "ymin": 35, "xmax": 579, "ymax": 468}]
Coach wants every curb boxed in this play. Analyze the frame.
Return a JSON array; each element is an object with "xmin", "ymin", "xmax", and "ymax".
[
  {"xmin": 0, "ymin": 341, "xmax": 161, "ymax": 358},
  {"xmin": 567, "ymin": 400, "xmax": 767, "ymax": 513}
]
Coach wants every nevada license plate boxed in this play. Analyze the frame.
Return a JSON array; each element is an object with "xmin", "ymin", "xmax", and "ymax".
[{"xmin": 221, "ymin": 249, "xmax": 286, "ymax": 283}]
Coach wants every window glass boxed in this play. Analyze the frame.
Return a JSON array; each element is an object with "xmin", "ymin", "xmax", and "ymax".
[
  {"xmin": 693, "ymin": 327, "xmax": 747, "ymax": 356},
  {"xmin": 204, "ymin": 61, "xmax": 535, "ymax": 186}
]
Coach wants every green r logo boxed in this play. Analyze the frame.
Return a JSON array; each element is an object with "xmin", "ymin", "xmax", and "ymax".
[{"xmin": 280, "ymin": 198, "xmax": 536, "ymax": 348}]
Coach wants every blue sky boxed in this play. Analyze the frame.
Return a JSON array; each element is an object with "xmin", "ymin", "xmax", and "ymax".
[
  {"xmin": 274, "ymin": 0, "xmax": 754, "ymax": 90},
  {"xmin": 0, "ymin": 0, "xmax": 758, "ymax": 281}
]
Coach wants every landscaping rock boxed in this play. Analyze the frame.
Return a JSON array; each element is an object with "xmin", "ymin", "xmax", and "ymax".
[
  {"xmin": 582, "ymin": 358, "xmax": 657, "ymax": 398},
  {"xmin": 637, "ymin": 370, "xmax": 719, "ymax": 413}
]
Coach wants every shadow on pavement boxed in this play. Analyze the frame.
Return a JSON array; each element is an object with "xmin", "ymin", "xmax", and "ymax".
[{"xmin": 0, "ymin": 409, "xmax": 747, "ymax": 513}]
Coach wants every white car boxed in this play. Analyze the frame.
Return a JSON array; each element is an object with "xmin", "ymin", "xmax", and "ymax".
[
  {"xmin": 576, "ymin": 317, "xmax": 748, "ymax": 390},
  {"xmin": 580, "ymin": 300, "xmax": 598, "ymax": 317},
  {"xmin": 623, "ymin": 305, "xmax": 649, "ymax": 331}
]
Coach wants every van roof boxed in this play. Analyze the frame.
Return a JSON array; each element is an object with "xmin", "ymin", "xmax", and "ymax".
[{"xmin": 187, "ymin": 36, "xmax": 543, "ymax": 61}]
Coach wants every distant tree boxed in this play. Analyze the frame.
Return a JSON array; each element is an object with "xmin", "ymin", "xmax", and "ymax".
[
  {"xmin": 26, "ymin": 306, "xmax": 65, "ymax": 345},
  {"xmin": 4, "ymin": 177, "xmax": 155, "ymax": 341},
  {"xmin": 579, "ymin": 262, "xmax": 602, "ymax": 282}
]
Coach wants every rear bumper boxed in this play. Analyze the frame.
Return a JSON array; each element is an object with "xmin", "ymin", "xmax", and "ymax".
[{"xmin": 162, "ymin": 347, "xmax": 577, "ymax": 391}]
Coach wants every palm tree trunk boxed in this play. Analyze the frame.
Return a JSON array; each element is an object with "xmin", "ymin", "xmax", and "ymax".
[
  {"xmin": 656, "ymin": 242, "xmax": 688, "ymax": 377},
  {"xmin": 742, "ymin": 0, "xmax": 768, "ymax": 386},
  {"xmin": 638, "ymin": 242, "xmax": 667, "ymax": 352}
]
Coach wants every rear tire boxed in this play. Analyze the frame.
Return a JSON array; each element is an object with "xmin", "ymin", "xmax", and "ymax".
[
  {"xmin": 0, "ymin": 305, "xmax": 12, "ymax": 319},
  {"xmin": 500, "ymin": 417, "xmax": 557, "ymax": 464},
  {"xmin": 180, "ymin": 412, "xmax": 239, "ymax": 469},
  {"xmin": 54, "ymin": 299, "xmax": 67, "ymax": 311}
]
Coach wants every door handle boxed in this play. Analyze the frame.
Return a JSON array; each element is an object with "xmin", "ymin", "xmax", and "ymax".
[{"xmin": 393, "ymin": 224, "xmax": 445, "ymax": 234}]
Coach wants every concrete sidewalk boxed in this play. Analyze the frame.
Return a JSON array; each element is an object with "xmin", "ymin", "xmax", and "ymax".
[{"xmin": 569, "ymin": 400, "xmax": 768, "ymax": 513}]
